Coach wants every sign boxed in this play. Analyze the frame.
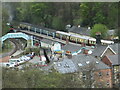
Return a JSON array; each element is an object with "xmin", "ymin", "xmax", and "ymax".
[{"xmin": 53, "ymin": 42, "xmax": 61, "ymax": 51}]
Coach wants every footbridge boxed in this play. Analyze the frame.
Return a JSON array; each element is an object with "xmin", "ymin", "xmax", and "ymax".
[{"xmin": 0, "ymin": 32, "xmax": 33, "ymax": 48}]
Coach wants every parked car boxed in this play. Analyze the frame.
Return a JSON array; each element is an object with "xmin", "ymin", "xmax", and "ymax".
[
  {"xmin": 9, "ymin": 62, "xmax": 17, "ymax": 67},
  {"xmin": 0, "ymin": 62, "xmax": 17, "ymax": 68},
  {"xmin": 20, "ymin": 56, "xmax": 31, "ymax": 61},
  {"xmin": 9, "ymin": 58, "xmax": 25, "ymax": 65},
  {"xmin": 26, "ymin": 52, "xmax": 35, "ymax": 59}
]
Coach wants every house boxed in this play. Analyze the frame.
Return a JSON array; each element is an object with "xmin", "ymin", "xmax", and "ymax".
[
  {"xmin": 92, "ymin": 45, "xmax": 116, "ymax": 59},
  {"xmin": 109, "ymin": 43, "xmax": 120, "ymax": 54},
  {"xmin": 70, "ymin": 54, "xmax": 112, "ymax": 88},
  {"xmin": 54, "ymin": 54, "xmax": 113, "ymax": 88},
  {"xmin": 102, "ymin": 54, "xmax": 120, "ymax": 87},
  {"xmin": 68, "ymin": 26, "xmax": 91, "ymax": 36}
]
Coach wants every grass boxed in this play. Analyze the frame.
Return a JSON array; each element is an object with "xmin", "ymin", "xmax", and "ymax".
[{"xmin": 0, "ymin": 40, "xmax": 14, "ymax": 54}]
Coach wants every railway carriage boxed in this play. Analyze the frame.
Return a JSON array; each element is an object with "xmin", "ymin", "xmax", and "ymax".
[
  {"xmin": 101, "ymin": 40, "xmax": 114, "ymax": 45},
  {"xmin": 56, "ymin": 31, "xmax": 71, "ymax": 40},
  {"xmin": 88, "ymin": 38, "xmax": 114, "ymax": 45},
  {"xmin": 70, "ymin": 34, "xmax": 90, "ymax": 44},
  {"xmin": 88, "ymin": 38, "xmax": 96, "ymax": 45}
]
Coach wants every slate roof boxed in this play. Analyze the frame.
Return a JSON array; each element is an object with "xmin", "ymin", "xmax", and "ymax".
[
  {"xmin": 62, "ymin": 44, "xmax": 83, "ymax": 53},
  {"xmin": 41, "ymin": 39, "xmax": 55, "ymax": 45},
  {"xmin": 68, "ymin": 54, "xmax": 111, "ymax": 71},
  {"xmin": 92, "ymin": 45, "xmax": 108, "ymax": 57},
  {"xmin": 54, "ymin": 54, "xmax": 110, "ymax": 73},
  {"xmin": 68, "ymin": 26, "xmax": 91, "ymax": 36},
  {"xmin": 109, "ymin": 43, "xmax": 119, "ymax": 54},
  {"xmin": 54, "ymin": 59, "xmax": 77, "ymax": 74},
  {"xmin": 107, "ymin": 54, "xmax": 120, "ymax": 65}
]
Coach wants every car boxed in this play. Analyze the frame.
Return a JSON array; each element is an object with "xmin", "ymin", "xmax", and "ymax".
[
  {"xmin": 26, "ymin": 54, "xmax": 33, "ymax": 59},
  {"xmin": 9, "ymin": 62, "xmax": 17, "ymax": 67},
  {"xmin": 26, "ymin": 52, "xmax": 35, "ymax": 59},
  {"xmin": 1, "ymin": 62, "xmax": 17, "ymax": 68},
  {"xmin": 9, "ymin": 58, "xmax": 26, "ymax": 65},
  {"xmin": 0, "ymin": 62, "xmax": 10, "ymax": 67},
  {"xmin": 20, "ymin": 56, "xmax": 31, "ymax": 61},
  {"xmin": 19, "ymin": 59, "xmax": 25, "ymax": 64}
]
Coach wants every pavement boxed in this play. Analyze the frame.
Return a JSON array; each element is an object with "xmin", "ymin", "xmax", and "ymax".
[
  {"xmin": 28, "ymin": 56, "xmax": 41, "ymax": 64},
  {"xmin": 12, "ymin": 50, "xmax": 24, "ymax": 57},
  {"xmin": 0, "ymin": 56, "xmax": 10, "ymax": 62}
]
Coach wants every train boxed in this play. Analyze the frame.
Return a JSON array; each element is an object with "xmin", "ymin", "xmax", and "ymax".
[
  {"xmin": 7, "ymin": 23, "xmax": 15, "ymax": 33},
  {"xmin": 18, "ymin": 22, "xmax": 114, "ymax": 46}
]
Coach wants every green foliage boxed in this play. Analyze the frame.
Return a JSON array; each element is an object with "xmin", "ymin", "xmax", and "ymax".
[
  {"xmin": 2, "ymin": 2, "xmax": 118, "ymax": 34},
  {"xmin": 2, "ymin": 68, "xmax": 82, "ymax": 88},
  {"xmin": 79, "ymin": 2, "xmax": 118, "ymax": 28},
  {"xmin": 0, "ymin": 40, "xmax": 13, "ymax": 54},
  {"xmin": 24, "ymin": 47, "xmax": 40, "ymax": 55},
  {"xmin": 90, "ymin": 24, "xmax": 108, "ymax": 38},
  {"xmin": 2, "ymin": 8, "xmax": 9, "ymax": 36},
  {"xmin": 52, "ymin": 17, "xmax": 64, "ymax": 30}
]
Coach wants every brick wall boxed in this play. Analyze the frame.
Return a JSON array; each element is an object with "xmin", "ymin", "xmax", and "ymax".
[
  {"xmin": 102, "ymin": 56, "xmax": 112, "ymax": 67},
  {"xmin": 94, "ymin": 69, "xmax": 113, "ymax": 88}
]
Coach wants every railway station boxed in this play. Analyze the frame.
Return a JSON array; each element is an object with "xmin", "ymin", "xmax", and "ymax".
[{"xmin": 1, "ymin": 2, "xmax": 120, "ymax": 88}]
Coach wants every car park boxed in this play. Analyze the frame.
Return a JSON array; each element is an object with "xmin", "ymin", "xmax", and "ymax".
[
  {"xmin": 9, "ymin": 58, "xmax": 25, "ymax": 65},
  {"xmin": 20, "ymin": 56, "xmax": 31, "ymax": 61},
  {"xmin": 0, "ymin": 62, "xmax": 17, "ymax": 68}
]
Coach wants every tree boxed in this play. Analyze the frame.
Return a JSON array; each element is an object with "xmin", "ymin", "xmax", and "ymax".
[
  {"xmin": 2, "ymin": 67, "xmax": 83, "ymax": 88},
  {"xmin": 90, "ymin": 24, "xmax": 108, "ymax": 38},
  {"xmin": 52, "ymin": 17, "xmax": 65, "ymax": 30}
]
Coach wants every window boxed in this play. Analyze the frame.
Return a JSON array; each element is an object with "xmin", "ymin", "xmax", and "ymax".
[
  {"xmin": 57, "ymin": 63, "xmax": 61, "ymax": 67},
  {"xmin": 98, "ymin": 83, "xmax": 102, "ymax": 86},
  {"xmin": 91, "ymin": 73, "xmax": 94, "ymax": 79},
  {"xmin": 64, "ymin": 63, "xmax": 69, "ymax": 68},
  {"xmin": 86, "ymin": 61, "xmax": 90, "ymax": 64},
  {"xmin": 106, "ymin": 72, "xmax": 109, "ymax": 76},
  {"xmin": 99, "ymin": 72, "xmax": 102, "ymax": 76},
  {"xmin": 78, "ymin": 63, "xmax": 83, "ymax": 67},
  {"xmin": 107, "ymin": 82, "xmax": 109, "ymax": 86},
  {"xmin": 82, "ymin": 73, "xmax": 86, "ymax": 80}
]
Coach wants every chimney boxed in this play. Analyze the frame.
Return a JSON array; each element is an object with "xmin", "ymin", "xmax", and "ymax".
[
  {"xmin": 81, "ymin": 43, "xmax": 86, "ymax": 47},
  {"xmin": 95, "ymin": 32, "xmax": 101, "ymax": 45},
  {"xmin": 66, "ymin": 38, "xmax": 69, "ymax": 44},
  {"xmin": 83, "ymin": 49, "xmax": 89, "ymax": 55}
]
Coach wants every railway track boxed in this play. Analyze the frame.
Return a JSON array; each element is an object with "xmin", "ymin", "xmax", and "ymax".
[{"xmin": 0, "ymin": 39, "xmax": 23, "ymax": 59}]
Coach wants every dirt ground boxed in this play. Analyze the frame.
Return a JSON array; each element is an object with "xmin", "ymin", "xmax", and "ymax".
[{"xmin": 0, "ymin": 56, "xmax": 10, "ymax": 62}]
